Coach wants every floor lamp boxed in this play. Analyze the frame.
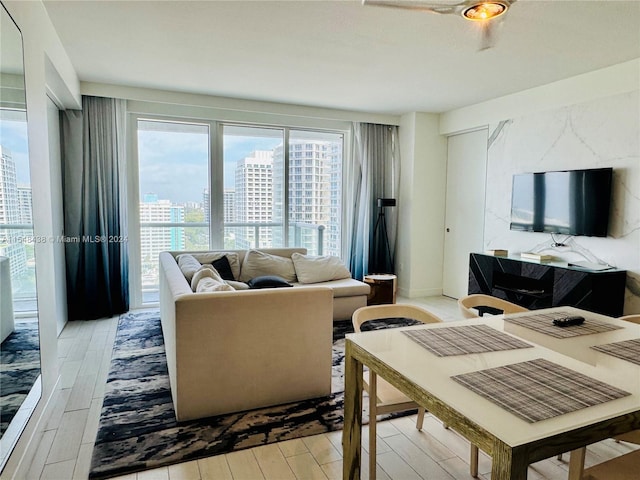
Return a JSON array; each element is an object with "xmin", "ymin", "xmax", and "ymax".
[{"xmin": 371, "ymin": 198, "xmax": 396, "ymax": 274}]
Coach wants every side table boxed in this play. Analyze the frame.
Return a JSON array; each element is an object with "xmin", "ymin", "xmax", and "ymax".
[{"xmin": 364, "ymin": 274, "xmax": 397, "ymax": 305}]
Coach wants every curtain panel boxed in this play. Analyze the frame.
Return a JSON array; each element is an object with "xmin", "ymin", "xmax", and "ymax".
[
  {"xmin": 61, "ymin": 96, "xmax": 128, "ymax": 320},
  {"xmin": 344, "ymin": 123, "xmax": 400, "ymax": 280}
]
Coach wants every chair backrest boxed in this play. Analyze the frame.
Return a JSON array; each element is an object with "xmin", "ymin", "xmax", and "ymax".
[
  {"xmin": 619, "ymin": 314, "xmax": 640, "ymax": 325},
  {"xmin": 352, "ymin": 304, "xmax": 442, "ymax": 333},
  {"xmin": 457, "ymin": 294, "xmax": 529, "ymax": 319}
]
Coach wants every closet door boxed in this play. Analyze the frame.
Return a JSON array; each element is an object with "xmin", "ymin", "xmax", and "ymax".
[{"xmin": 442, "ymin": 128, "xmax": 488, "ymax": 299}]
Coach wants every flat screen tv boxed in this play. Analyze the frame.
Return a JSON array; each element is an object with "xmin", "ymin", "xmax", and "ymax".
[{"xmin": 510, "ymin": 167, "xmax": 613, "ymax": 237}]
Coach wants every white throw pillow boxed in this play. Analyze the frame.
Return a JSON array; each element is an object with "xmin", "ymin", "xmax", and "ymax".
[
  {"xmin": 190, "ymin": 265, "xmax": 225, "ymax": 292},
  {"xmin": 196, "ymin": 277, "xmax": 235, "ymax": 293},
  {"xmin": 176, "ymin": 254, "xmax": 203, "ymax": 283},
  {"xmin": 291, "ymin": 253, "xmax": 351, "ymax": 284},
  {"xmin": 239, "ymin": 250, "xmax": 297, "ymax": 283}
]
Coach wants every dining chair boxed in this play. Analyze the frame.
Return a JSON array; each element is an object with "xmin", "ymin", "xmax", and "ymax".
[
  {"xmin": 612, "ymin": 315, "xmax": 640, "ymax": 443},
  {"xmin": 566, "ymin": 313, "xmax": 640, "ymax": 479},
  {"xmin": 619, "ymin": 314, "xmax": 640, "ymax": 324},
  {"xmin": 568, "ymin": 448, "xmax": 640, "ymax": 480},
  {"xmin": 352, "ymin": 303, "xmax": 480, "ymax": 479},
  {"xmin": 457, "ymin": 293, "xmax": 529, "ymax": 319}
]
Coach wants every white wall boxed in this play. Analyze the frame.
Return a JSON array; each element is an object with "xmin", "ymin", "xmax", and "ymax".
[
  {"xmin": 438, "ymin": 60, "xmax": 640, "ymax": 314},
  {"xmin": 2, "ymin": 1, "xmax": 80, "ymax": 476},
  {"xmin": 440, "ymin": 59, "xmax": 640, "ymax": 136},
  {"xmin": 397, "ymin": 112, "xmax": 447, "ymax": 298}
]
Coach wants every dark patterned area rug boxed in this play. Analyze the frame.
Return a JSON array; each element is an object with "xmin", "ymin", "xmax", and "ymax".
[
  {"xmin": 0, "ymin": 322, "xmax": 40, "ymax": 436},
  {"xmin": 89, "ymin": 310, "xmax": 420, "ymax": 479}
]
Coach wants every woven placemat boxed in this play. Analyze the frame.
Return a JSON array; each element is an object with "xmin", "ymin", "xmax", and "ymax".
[
  {"xmin": 402, "ymin": 324, "xmax": 532, "ymax": 357},
  {"xmin": 451, "ymin": 358, "xmax": 630, "ymax": 423},
  {"xmin": 504, "ymin": 311, "xmax": 622, "ymax": 338},
  {"xmin": 592, "ymin": 339, "xmax": 640, "ymax": 366}
]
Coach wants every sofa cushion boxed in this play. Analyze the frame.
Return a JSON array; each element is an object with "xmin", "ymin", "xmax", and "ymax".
[
  {"xmin": 293, "ymin": 277, "xmax": 370, "ymax": 298},
  {"xmin": 247, "ymin": 275, "xmax": 293, "ymax": 289},
  {"xmin": 291, "ymin": 253, "xmax": 351, "ymax": 284},
  {"xmin": 190, "ymin": 252, "xmax": 241, "ymax": 280},
  {"xmin": 177, "ymin": 254, "xmax": 203, "ymax": 283},
  {"xmin": 239, "ymin": 249, "xmax": 297, "ymax": 283},
  {"xmin": 191, "ymin": 265, "xmax": 225, "ymax": 292},
  {"xmin": 226, "ymin": 280, "xmax": 250, "ymax": 290},
  {"xmin": 196, "ymin": 277, "xmax": 235, "ymax": 293}
]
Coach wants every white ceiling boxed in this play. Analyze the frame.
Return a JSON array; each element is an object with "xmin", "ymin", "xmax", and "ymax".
[{"xmin": 43, "ymin": 0, "xmax": 640, "ymax": 115}]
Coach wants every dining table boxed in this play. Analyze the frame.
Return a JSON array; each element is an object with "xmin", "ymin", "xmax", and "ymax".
[{"xmin": 342, "ymin": 306, "xmax": 640, "ymax": 479}]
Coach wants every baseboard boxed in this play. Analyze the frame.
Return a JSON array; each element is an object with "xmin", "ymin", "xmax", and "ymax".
[{"xmin": 397, "ymin": 286, "xmax": 443, "ymax": 298}]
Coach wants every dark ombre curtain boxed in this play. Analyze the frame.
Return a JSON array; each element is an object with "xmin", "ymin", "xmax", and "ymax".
[
  {"xmin": 61, "ymin": 96, "xmax": 128, "ymax": 320},
  {"xmin": 343, "ymin": 123, "xmax": 400, "ymax": 279}
]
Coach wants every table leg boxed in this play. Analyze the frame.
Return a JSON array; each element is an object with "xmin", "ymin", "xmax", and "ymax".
[
  {"xmin": 491, "ymin": 442, "xmax": 528, "ymax": 480},
  {"xmin": 343, "ymin": 340, "xmax": 364, "ymax": 480}
]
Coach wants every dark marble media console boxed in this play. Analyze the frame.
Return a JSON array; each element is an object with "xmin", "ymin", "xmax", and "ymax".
[{"xmin": 468, "ymin": 253, "xmax": 627, "ymax": 317}]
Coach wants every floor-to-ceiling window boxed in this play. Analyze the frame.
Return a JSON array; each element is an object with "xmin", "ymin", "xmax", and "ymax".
[
  {"xmin": 131, "ymin": 116, "xmax": 344, "ymax": 306},
  {"xmin": 135, "ymin": 119, "xmax": 210, "ymax": 304},
  {"xmin": 287, "ymin": 130, "xmax": 343, "ymax": 257},
  {"xmin": 222, "ymin": 125, "xmax": 284, "ymax": 250},
  {"xmin": 0, "ymin": 109, "xmax": 36, "ymax": 314}
]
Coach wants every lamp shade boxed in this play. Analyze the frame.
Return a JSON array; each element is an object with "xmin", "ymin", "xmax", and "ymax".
[{"xmin": 377, "ymin": 198, "xmax": 396, "ymax": 208}]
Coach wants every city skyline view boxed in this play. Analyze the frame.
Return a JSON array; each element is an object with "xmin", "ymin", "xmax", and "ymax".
[
  {"xmin": 137, "ymin": 120, "xmax": 344, "ymax": 300},
  {"xmin": 0, "ymin": 128, "xmax": 36, "ymax": 312}
]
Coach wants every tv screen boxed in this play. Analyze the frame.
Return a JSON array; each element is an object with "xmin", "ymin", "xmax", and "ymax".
[{"xmin": 510, "ymin": 167, "xmax": 613, "ymax": 237}]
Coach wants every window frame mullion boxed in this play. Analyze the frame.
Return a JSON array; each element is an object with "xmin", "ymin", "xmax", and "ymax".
[{"xmin": 210, "ymin": 121, "xmax": 224, "ymax": 249}]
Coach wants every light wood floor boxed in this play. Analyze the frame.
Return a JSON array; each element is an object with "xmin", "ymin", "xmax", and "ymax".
[{"xmin": 24, "ymin": 296, "xmax": 638, "ymax": 480}]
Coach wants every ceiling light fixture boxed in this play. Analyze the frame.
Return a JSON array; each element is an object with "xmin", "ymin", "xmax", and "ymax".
[{"xmin": 462, "ymin": 2, "xmax": 508, "ymax": 21}]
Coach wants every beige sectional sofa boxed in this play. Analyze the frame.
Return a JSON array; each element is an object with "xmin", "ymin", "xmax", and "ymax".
[{"xmin": 158, "ymin": 248, "xmax": 369, "ymax": 421}]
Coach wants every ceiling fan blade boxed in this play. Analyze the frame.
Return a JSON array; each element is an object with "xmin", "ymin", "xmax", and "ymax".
[
  {"xmin": 362, "ymin": 0, "xmax": 460, "ymax": 15},
  {"xmin": 478, "ymin": 21, "xmax": 494, "ymax": 50},
  {"xmin": 476, "ymin": 17, "xmax": 505, "ymax": 51}
]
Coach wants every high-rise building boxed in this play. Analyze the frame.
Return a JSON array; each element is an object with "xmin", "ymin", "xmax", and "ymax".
[
  {"xmin": 0, "ymin": 146, "xmax": 19, "ymax": 225},
  {"xmin": 0, "ymin": 145, "xmax": 27, "ymax": 276},
  {"xmin": 139, "ymin": 193, "xmax": 185, "ymax": 285},
  {"xmin": 327, "ymin": 141, "xmax": 342, "ymax": 257},
  {"xmin": 223, "ymin": 188, "xmax": 235, "ymax": 223},
  {"xmin": 234, "ymin": 151, "xmax": 273, "ymax": 249},
  {"xmin": 273, "ymin": 138, "xmax": 340, "ymax": 256},
  {"xmin": 202, "ymin": 188, "xmax": 210, "ymax": 223},
  {"xmin": 17, "ymin": 185, "xmax": 32, "ymax": 225}
]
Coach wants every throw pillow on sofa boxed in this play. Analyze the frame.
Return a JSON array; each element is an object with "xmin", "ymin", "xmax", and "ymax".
[
  {"xmin": 291, "ymin": 252, "xmax": 352, "ymax": 284},
  {"xmin": 239, "ymin": 250, "xmax": 297, "ymax": 283},
  {"xmin": 177, "ymin": 254, "xmax": 203, "ymax": 283},
  {"xmin": 201, "ymin": 256, "xmax": 235, "ymax": 281},
  {"xmin": 247, "ymin": 275, "xmax": 293, "ymax": 289},
  {"xmin": 190, "ymin": 252, "xmax": 241, "ymax": 280},
  {"xmin": 191, "ymin": 265, "xmax": 226, "ymax": 292}
]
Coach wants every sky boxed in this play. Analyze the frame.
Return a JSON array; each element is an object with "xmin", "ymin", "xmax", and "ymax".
[{"xmin": 138, "ymin": 129, "xmax": 281, "ymax": 204}]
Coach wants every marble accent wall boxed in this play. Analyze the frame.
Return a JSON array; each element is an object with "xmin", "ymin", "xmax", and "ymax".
[{"xmin": 484, "ymin": 91, "xmax": 640, "ymax": 314}]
